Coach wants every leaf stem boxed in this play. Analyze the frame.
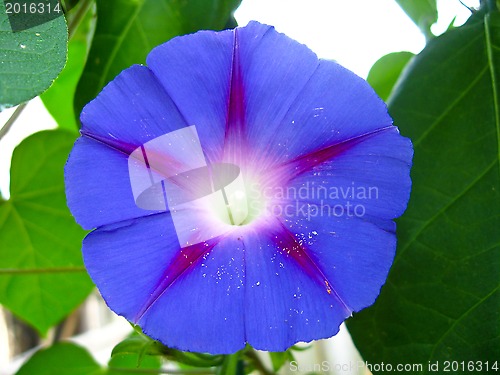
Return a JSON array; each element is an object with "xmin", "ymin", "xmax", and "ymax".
[
  {"xmin": 67, "ymin": 0, "xmax": 94, "ymax": 39},
  {"xmin": 484, "ymin": 14, "xmax": 500, "ymax": 177},
  {"xmin": 0, "ymin": 102, "xmax": 27, "ymax": 141}
]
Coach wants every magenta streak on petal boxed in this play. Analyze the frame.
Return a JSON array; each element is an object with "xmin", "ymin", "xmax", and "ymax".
[
  {"xmin": 134, "ymin": 239, "xmax": 220, "ymax": 323},
  {"xmin": 82, "ymin": 129, "xmax": 186, "ymax": 190},
  {"xmin": 271, "ymin": 220, "xmax": 352, "ymax": 315},
  {"xmin": 222, "ymin": 28, "xmax": 247, "ymax": 164},
  {"xmin": 277, "ymin": 126, "xmax": 395, "ymax": 182},
  {"xmin": 80, "ymin": 130, "xmax": 138, "ymax": 155},
  {"xmin": 140, "ymin": 145, "xmax": 155, "ymax": 186}
]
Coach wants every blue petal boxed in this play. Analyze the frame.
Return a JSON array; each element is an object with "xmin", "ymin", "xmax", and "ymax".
[
  {"xmin": 146, "ymin": 29, "xmax": 234, "ymax": 163},
  {"xmin": 277, "ymin": 60, "xmax": 393, "ymax": 159},
  {"xmin": 82, "ymin": 214, "xmax": 179, "ymax": 320},
  {"xmin": 83, "ymin": 214, "xmax": 246, "ymax": 354},
  {"xmin": 242, "ymin": 220, "xmax": 351, "ymax": 351},
  {"xmin": 80, "ymin": 65, "xmax": 188, "ymax": 153},
  {"xmin": 280, "ymin": 127, "xmax": 413, "ymax": 221},
  {"xmin": 235, "ymin": 38, "xmax": 393, "ymax": 166},
  {"xmin": 229, "ymin": 22, "xmax": 319, "ymax": 164},
  {"xmin": 65, "ymin": 137, "xmax": 156, "ymax": 229},
  {"xmin": 137, "ymin": 234, "xmax": 246, "ymax": 354},
  {"xmin": 281, "ymin": 214, "xmax": 396, "ymax": 313}
]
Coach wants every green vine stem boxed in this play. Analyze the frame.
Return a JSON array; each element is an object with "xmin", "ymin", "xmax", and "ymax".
[
  {"xmin": 244, "ymin": 348, "xmax": 275, "ymax": 375},
  {"xmin": 0, "ymin": 102, "xmax": 27, "ymax": 141},
  {"xmin": 67, "ymin": 0, "xmax": 95, "ymax": 39}
]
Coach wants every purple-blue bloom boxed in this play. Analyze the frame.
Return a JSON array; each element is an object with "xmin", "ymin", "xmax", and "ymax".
[{"xmin": 65, "ymin": 21, "xmax": 413, "ymax": 354}]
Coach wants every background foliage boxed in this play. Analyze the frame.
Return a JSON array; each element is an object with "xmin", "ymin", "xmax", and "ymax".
[
  {"xmin": 349, "ymin": 4, "xmax": 500, "ymax": 368},
  {"xmin": 0, "ymin": 0, "xmax": 498, "ymax": 374}
]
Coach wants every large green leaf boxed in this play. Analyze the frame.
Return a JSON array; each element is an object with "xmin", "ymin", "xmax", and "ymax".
[
  {"xmin": 0, "ymin": 130, "xmax": 93, "ymax": 334},
  {"xmin": 40, "ymin": 40, "xmax": 86, "ymax": 130},
  {"xmin": 367, "ymin": 51, "xmax": 414, "ymax": 102},
  {"xmin": 41, "ymin": 2, "xmax": 95, "ymax": 130},
  {"xmin": 74, "ymin": 0, "xmax": 242, "ymax": 120},
  {"xmin": 0, "ymin": 1, "xmax": 67, "ymax": 110},
  {"xmin": 348, "ymin": 9, "xmax": 500, "ymax": 372},
  {"xmin": 15, "ymin": 341, "xmax": 162, "ymax": 375},
  {"xmin": 16, "ymin": 342, "xmax": 104, "ymax": 375},
  {"xmin": 395, "ymin": 0, "xmax": 437, "ymax": 39}
]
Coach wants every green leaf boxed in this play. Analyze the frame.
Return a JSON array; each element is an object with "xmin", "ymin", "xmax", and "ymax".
[
  {"xmin": 107, "ymin": 353, "xmax": 161, "ymax": 375},
  {"xmin": 111, "ymin": 333, "xmax": 166, "ymax": 359},
  {"xmin": 0, "ymin": 1, "xmax": 68, "ymax": 110},
  {"xmin": 61, "ymin": 0, "xmax": 81, "ymax": 13},
  {"xmin": 74, "ymin": 0, "xmax": 242, "ymax": 121},
  {"xmin": 395, "ymin": 0, "xmax": 437, "ymax": 39},
  {"xmin": 165, "ymin": 350, "xmax": 224, "ymax": 368},
  {"xmin": 0, "ymin": 130, "xmax": 93, "ymax": 334},
  {"xmin": 366, "ymin": 51, "xmax": 414, "ymax": 102},
  {"xmin": 348, "ymin": 9, "xmax": 500, "ymax": 370},
  {"xmin": 225, "ymin": 15, "xmax": 238, "ymax": 29},
  {"xmin": 15, "ymin": 341, "xmax": 161, "ymax": 375},
  {"xmin": 269, "ymin": 352, "xmax": 288, "ymax": 372},
  {"xmin": 41, "ymin": 2, "xmax": 95, "ymax": 130},
  {"xmin": 289, "ymin": 344, "xmax": 313, "ymax": 352},
  {"xmin": 16, "ymin": 342, "xmax": 104, "ymax": 375},
  {"xmin": 40, "ymin": 39, "xmax": 86, "ymax": 130},
  {"xmin": 112, "ymin": 332, "xmax": 224, "ymax": 368}
]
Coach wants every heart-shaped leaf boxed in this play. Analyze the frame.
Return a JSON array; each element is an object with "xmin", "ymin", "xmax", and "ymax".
[
  {"xmin": 16, "ymin": 342, "xmax": 104, "ymax": 375},
  {"xmin": 0, "ymin": 130, "xmax": 93, "ymax": 334},
  {"xmin": 366, "ymin": 51, "xmax": 414, "ymax": 102},
  {"xmin": 0, "ymin": 1, "xmax": 67, "ymax": 110},
  {"xmin": 348, "ymin": 9, "xmax": 500, "ymax": 368}
]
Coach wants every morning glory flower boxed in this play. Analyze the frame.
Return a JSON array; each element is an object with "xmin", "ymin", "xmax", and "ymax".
[{"xmin": 65, "ymin": 21, "xmax": 413, "ymax": 354}]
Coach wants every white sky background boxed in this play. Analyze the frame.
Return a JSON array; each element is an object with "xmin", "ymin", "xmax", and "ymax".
[{"xmin": 235, "ymin": 0, "xmax": 478, "ymax": 78}]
